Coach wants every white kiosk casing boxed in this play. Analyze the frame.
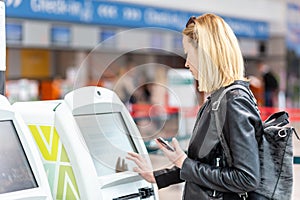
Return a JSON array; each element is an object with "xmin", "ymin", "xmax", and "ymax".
[
  {"xmin": 13, "ymin": 86, "xmax": 159, "ymax": 200},
  {"xmin": 0, "ymin": 95, "xmax": 52, "ymax": 200}
]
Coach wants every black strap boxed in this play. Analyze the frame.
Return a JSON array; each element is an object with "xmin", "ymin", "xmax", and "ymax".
[
  {"xmin": 212, "ymin": 105, "xmax": 233, "ymax": 166},
  {"xmin": 212, "ymin": 84, "xmax": 253, "ymax": 166},
  {"xmin": 212, "ymin": 84, "xmax": 253, "ymax": 198},
  {"xmin": 263, "ymin": 111, "xmax": 289, "ymax": 128}
]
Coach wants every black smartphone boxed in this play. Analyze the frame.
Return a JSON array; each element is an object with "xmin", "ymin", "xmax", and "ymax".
[{"xmin": 156, "ymin": 137, "xmax": 175, "ymax": 152}]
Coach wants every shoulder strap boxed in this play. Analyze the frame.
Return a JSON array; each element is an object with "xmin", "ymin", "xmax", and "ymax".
[
  {"xmin": 212, "ymin": 84, "xmax": 253, "ymax": 167},
  {"xmin": 212, "ymin": 84, "xmax": 251, "ymax": 199},
  {"xmin": 212, "ymin": 84, "xmax": 254, "ymax": 111}
]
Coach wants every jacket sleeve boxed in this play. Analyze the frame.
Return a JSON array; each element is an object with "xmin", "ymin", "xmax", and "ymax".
[
  {"xmin": 153, "ymin": 166, "xmax": 184, "ymax": 189},
  {"xmin": 180, "ymin": 94, "xmax": 262, "ymax": 193}
]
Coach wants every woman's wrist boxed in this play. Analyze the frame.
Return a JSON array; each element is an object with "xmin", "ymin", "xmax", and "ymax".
[{"xmin": 150, "ymin": 172, "xmax": 156, "ymax": 183}]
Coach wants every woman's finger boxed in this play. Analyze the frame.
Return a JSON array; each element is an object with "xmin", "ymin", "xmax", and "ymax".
[
  {"xmin": 126, "ymin": 152, "xmax": 148, "ymax": 169},
  {"xmin": 172, "ymin": 138, "xmax": 180, "ymax": 150},
  {"xmin": 127, "ymin": 151, "xmax": 140, "ymax": 158},
  {"xmin": 155, "ymin": 138, "xmax": 173, "ymax": 153},
  {"xmin": 133, "ymin": 167, "xmax": 141, "ymax": 173},
  {"xmin": 126, "ymin": 153, "xmax": 156, "ymax": 184},
  {"xmin": 154, "ymin": 139, "xmax": 164, "ymax": 149},
  {"xmin": 126, "ymin": 155, "xmax": 144, "ymax": 167},
  {"xmin": 128, "ymin": 152, "xmax": 146, "ymax": 162}
]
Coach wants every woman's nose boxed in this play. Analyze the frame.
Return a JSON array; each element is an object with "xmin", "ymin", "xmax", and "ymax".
[{"xmin": 184, "ymin": 61, "xmax": 189, "ymax": 68}]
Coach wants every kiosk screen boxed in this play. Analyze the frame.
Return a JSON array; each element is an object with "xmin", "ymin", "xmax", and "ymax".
[
  {"xmin": 75, "ymin": 112, "xmax": 138, "ymax": 176},
  {"xmin": 0, "ymin": 120, "xmax": 38, "ymax": 194}
]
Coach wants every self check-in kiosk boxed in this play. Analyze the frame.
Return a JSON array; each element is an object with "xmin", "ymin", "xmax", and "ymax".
[
  {"xmin": 0, "ymin": 95, "xmax": 52, "ymax": 200},
  {"xmin": 13, "ymin": 86, "xmax": 159, "ymax": 200}
]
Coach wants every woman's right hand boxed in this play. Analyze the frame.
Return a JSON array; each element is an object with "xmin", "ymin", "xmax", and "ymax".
[{"xmin": 126, "ymin": 152, "xmax": 156, "ymax": 183}]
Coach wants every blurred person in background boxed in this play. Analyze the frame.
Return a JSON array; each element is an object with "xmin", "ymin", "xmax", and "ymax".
[
  {"xmin": 248, "ymin": 75, "xmax": 264, "ymax": 106},
  {"xmin": 113, "ymin": 61, "xmax": 138, "ymax": 106},
  {"xmin": 114, "ymin": 61, "xmax": 153, "ymax": 105},
  {"xmin": 127, "ymin": 13, "xmax": 264, "ymax": 200},
  {"xmin": 257, "ymin": 60, "xmax": 279, "ymax": 107}
]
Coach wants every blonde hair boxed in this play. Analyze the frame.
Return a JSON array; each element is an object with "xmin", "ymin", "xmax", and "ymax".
[{"xmin": 182, "ymin": 13, "xmax": 246, "ymax": 93}]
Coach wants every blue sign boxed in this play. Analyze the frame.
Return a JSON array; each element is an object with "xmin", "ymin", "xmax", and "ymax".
[
  {"xmin": 100, "ymin": 30, "xmax": 116, "ymax": 42},
  {"xmin": 51, "ymin": 26, "xmax": 71, "ymax": 45},
  {"xmin": 5, "ymin": 0, "xmax": 269, "ymax": 40},
  {"xmin": 223, "ymin": 17, "xmax": 269, "ymax": 40},
  {"xmin": 100, "ymin": 29, "xmax": 116, "ymax": 48},
  {"xmin": 6, "ymin": 23, "xmax": 22, "ymax": 43}
]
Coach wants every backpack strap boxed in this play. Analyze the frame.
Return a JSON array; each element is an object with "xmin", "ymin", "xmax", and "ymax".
[
  {"xmin": 212, "ymin": 84, "xmax": 256, "ymax": 111},
  {"xmin": 212, "ymin": 84, "xmax": 252, "ymax": 199},
  {"xmin": 263, "ymin": 111, "xmax": 289, "ymax": 128},
  {"xmin": 212, "ymin": 84, "xmax": 253, "ymax": 166}
]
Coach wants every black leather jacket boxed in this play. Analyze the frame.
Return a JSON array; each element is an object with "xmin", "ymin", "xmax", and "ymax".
[{"xmin": 154, "ymin": 81, "xmax": 264, "ymax": 200}]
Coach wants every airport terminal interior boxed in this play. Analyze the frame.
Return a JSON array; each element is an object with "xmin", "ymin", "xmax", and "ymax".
[{"xmin": 1, "ymin": 0, "xmax": 300, "ymax": 199}]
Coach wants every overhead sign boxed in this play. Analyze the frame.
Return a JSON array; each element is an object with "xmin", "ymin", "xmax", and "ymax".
[
  {"xmin": 6, "ymin": 0, "xmax": 22, "ymax": 8},
  {"xmin": 223, "ymin": 16, "xmax": 269, "ymax": 40},
  {"xmin": 6, "ymin": 0, "xmax": 269, "ymax": 39}
]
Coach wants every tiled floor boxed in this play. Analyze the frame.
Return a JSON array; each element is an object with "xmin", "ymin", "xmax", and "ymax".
[{"xmin": 150, "ymin": 133, "xmax": 300, "ymax": 200}]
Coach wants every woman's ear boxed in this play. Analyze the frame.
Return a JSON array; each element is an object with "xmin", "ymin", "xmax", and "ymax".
[{"xmin": 190, "ymin": 38, "xmax": 198, "ymax": 49}]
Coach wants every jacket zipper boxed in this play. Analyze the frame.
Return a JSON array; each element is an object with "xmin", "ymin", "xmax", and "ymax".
[{"xmin": 212, "ymin": 157, "xmax": 220, "ymax": 197}]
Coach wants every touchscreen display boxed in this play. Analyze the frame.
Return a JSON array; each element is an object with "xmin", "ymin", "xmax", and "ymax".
[
  {"xmin": 0, "ymin": 120, "xmax": 38, "ymax": 194},
  {"xmin": 74, "ymin": 112, "xmax": 137, "ymax": 176}
]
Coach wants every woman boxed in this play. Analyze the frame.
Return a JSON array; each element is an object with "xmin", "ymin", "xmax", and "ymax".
[{"xmin": 127, "ymin": 13, "xmax": 264, "ymax": 200}]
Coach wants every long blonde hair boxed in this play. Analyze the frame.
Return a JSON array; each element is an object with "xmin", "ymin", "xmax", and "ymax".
[{"xmin": 182, "ymin": 13, "xmax": 246, "ymax": 93}]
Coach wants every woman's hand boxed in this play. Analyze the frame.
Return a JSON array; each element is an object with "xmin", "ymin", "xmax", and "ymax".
[
  {"xmin": 156, "ymin": 137, "xmax": 187, "ymax": 168},
  {"xmin": 126, "ymin": 152, "xmax": 156, "ymax": 183}
]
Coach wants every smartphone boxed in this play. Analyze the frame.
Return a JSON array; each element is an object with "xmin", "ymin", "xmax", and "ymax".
[{"xmin": 156, "ymin": 137, "xmax": 175, "ymax": 152}]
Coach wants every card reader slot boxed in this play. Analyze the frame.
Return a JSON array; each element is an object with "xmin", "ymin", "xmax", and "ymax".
[
  {"xmin": 112, "ymin": 193, "xmax": 141, "ymax": 200},
  {"xmin": 112, "ymin": 187, "xmax": 154, "ymax": 200}
]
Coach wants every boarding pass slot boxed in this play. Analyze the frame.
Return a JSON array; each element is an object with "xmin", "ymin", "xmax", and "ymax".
[{"xmin": 112, "ymin": 187, "xmax": 154, "ymax": 200}]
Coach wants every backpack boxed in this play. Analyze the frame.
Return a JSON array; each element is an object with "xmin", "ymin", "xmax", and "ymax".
[{"xmin": 212, "ymin": 84, "xmax": 300, "ymax": 200}]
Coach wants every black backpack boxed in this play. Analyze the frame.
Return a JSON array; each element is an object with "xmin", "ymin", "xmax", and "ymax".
[{"xmin": 212, "ymin": 84, "xmax": 299, "ymax": 200}]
